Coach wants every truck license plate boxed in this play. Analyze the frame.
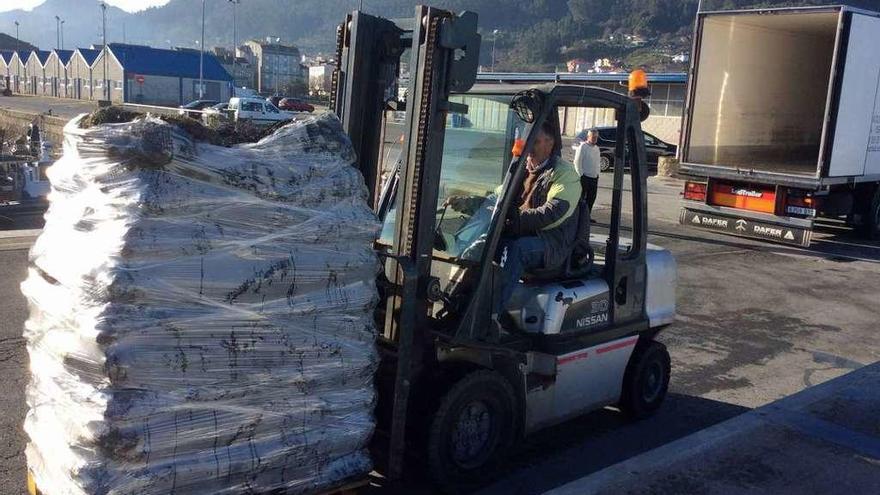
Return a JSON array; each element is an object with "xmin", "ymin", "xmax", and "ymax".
[{"xmin": 785, "ymin": 206, "xmax": 816, "ymax": 217}]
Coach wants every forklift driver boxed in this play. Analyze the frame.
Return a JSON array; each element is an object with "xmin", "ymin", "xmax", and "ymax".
[{"xmin": 447, "ymin": 120, "xmax": 582, "ymax": 326}]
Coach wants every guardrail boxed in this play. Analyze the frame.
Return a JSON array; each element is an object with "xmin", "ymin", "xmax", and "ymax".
[{"xmin": 120, "ymin": 102, "xmax": 203, "ymax": 116}]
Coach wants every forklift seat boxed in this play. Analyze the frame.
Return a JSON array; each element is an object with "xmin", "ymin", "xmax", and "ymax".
[{"xmin": 522, "ymin": 179, "xmax": 594, "ymax": 283}]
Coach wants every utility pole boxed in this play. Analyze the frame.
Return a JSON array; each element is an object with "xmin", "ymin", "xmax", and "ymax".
[
  {"xmin": 14, "ymin": 21, "xmax": 20, "ymax": 92},
  {"xmin": 491, "ymin": 29, "xmax": 499, "ymax": 72},
  {"xmin": 101, "ymin": 2, "xmax": 108, "ymax": 101},
  {"xmin": 229, "ymin": 0, "xmax": 240, "ymax": 89},
  {"xmin": 55, "ymin": 16, "xmax": 61, "ymax": 50},
  {"xmin": 198, "ymin": 0, "xmax": 205, "ymax": 99}
]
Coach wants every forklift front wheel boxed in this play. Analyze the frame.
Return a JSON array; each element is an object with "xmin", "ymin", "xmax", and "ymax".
[
  {"xmin": 427, "ymin": 370, "xmax": 516, "ymax": 490},
  {"xmin": 619, "ymin": 340, "xmax": 671, "ymax": 420}
]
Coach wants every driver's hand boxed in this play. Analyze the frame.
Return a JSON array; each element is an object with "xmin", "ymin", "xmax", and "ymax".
[{"xmin": 444, "ymin": 195, "xmax": 470, "ymax": 212}]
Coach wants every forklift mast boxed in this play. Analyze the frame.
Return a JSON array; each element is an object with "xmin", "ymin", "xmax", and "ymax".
[{"xmin": 331, "ymin": 6, "xmax": 481, "ymax": 479}]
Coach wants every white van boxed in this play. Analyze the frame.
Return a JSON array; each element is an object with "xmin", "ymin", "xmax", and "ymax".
[{"xmin": 228, "ymin": 97, "xmax": 295, "ymax": 125}]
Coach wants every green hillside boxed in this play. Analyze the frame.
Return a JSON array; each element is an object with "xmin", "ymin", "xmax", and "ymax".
[{"xmin": 0, "ymin": 0, "xmax": 876, "ymax": 71}]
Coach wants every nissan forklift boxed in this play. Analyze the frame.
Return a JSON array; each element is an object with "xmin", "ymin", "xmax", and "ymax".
[{"xmin": 332, "ymin": 6, "xmax": 677, "ymax": 491}]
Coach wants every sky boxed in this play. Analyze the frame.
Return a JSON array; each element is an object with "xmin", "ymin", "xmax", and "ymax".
[{"xmin": 0, "ymin": 0, "xmax": 171, "ymax": 13}]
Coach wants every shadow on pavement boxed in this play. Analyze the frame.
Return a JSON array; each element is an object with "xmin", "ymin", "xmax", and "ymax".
[{"xmin": 368, "ymin": 394, "xmax": 749, "ymax": 495}]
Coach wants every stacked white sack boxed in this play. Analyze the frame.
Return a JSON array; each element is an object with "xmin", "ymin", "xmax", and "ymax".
[{"xmin": 21, "ymin": 113, "xmax": 381, "ymax": 495}]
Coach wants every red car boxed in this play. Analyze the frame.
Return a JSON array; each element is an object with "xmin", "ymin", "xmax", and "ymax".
[{"xmin": 278, "ymin": 98, "xmax": 315, "ymax": 113}]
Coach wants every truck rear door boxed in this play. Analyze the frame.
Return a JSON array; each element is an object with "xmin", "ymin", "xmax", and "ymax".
[{"xmin": 681, "ymin": 7, "xmax": 843, "ymax": 180}]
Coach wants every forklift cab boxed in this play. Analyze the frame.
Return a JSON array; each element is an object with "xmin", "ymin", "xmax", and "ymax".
[
  {"xmin": 332, "ymin": 7, "xmax": 676, "ymax": 490},
  {"xmin": 375, "ymin": 83, "xmax": 674, "ymax": 342}
]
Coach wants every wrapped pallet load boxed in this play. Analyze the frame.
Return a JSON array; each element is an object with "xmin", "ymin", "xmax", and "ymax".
[{"xmin": 20, "ymin": 111, "xmax": 381, "ymax": 494}]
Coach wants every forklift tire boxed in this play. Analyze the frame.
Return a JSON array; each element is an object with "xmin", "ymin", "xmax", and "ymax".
[
  {"xmin": 862, "ymin": 186, "xmax": 880, "ymax": 241},
  {"xmin": 619, "ymin": 340, "xmax": 671, "ymax": 420},
  {"xmin": 426, "ymin": 370, "xmax": 516, "ymax": 491}
]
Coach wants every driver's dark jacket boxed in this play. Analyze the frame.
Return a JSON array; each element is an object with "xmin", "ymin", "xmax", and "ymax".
[{"xmin": 507, "ymin": 156, "xmax": 582, "ymax": 269}]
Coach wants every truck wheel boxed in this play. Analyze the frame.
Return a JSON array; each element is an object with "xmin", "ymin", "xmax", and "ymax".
[
  {"xmin": 619, "ymin": 340, "xmax": 671, "ymax": 420},
  {"xmin": 862, "ymin": 186, "xmax": 880, "ymax": 241},
  {"xmin": 427, "ymin": 370, "xmax": 516, "ymax": 491},
  {"xmin": 600, "ymin": 154, "xmax": 613, "ymax": 172}
]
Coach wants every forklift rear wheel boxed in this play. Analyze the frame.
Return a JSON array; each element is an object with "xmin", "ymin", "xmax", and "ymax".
[
  {"xmin": 619, "ymin": 340, "xmax": 671, "ymax": 419},
  {"xmin": 427, "ymin": 370, "xmax": 516, "ymax": 490}
]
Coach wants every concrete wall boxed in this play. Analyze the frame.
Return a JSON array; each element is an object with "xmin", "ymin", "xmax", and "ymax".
[
  {"xmin": 125, "ymin": 74, "xmax": 231, "ymax": 106},
  {"xmin": 43, "ymin": 55, "xmax": 57, "ymax": 97},
  {"xmin": 24, "ymin": 56, "xmax": 45, "ymax": 95},
  {"xmin": 0, "ymin": 107, "xmax": 68, "ymax": 150},
  {"xmin": 181, "ymin": 77, "xmax": 231, "ymax": 103},
  {"xmin": 558, "ymin": 107, "xmax": 681, "ymax": 145},
  {"xmin": 126, "ymin": 74, "xmax": 181, "ymax": 106},
  {"xmin": 90, "ymin": 50, "xmax": 124, "ymax": 103},
  {"xmin": 68, "ymin": 53, "xmax": 93, "ymax": 100},
  {"xmin": 453, "ymin": 96, "xmax": 683, "ymax": 146},
  {"xmin": 44, "ymin": 54, "xmax": 70, "ymax": 98},
  {"xmin": 8, "ymin": 57, "xmax": 25, "ymax": 94},
  {"xmin": 641, "ymin": 116, "xmax": 682, "ymax": 146}
]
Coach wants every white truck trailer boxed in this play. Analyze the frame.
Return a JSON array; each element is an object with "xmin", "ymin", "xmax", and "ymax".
[{"xmin": 679, "ymin": 5, "xmax": 880, "ymax": 246}]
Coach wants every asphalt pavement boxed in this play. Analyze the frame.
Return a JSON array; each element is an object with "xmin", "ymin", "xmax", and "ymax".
[
  {"xmin": 2, "ymin": 173, "xmax": 880, "ymax": 494},
  {"xmin": 0, "ymin": 231, "xmax": 36, "ymax": 495},
  {"xmin": 0, "ymin": 94, "xmax": 97, "ymax": 119},
  {"xmin": 546, "ymin": 362, "xmax": 880, "ymax": 495}
]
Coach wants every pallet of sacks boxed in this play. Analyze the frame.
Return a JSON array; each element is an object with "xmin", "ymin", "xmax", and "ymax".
[{"xmin": 21, "ymin": 112, "xmax": 381, "ymax": 495}]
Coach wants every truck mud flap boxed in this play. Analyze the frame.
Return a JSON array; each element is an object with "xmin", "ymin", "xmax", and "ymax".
[{"xmin": 680, "ymin": 208, "xmax": 812, "ymax": 247}]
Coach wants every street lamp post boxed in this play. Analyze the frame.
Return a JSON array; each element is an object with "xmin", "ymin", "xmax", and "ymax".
[
  {"xmin": 14, "ymin": 21, "xmax": 20, "ymax": 92},
  {"xmin": 199, "ymin": 0, "xmax": 206, "ymax": 99},
  {"xmin": 61, "ymin": 20, "xmax": 65, "ymax": 50},
  {"xmin": 55, "ymin": 16, "xmax": 61, "ymax": 49},
  {"xmin": 229, "ymin": 0, "xmax": 240, "ymax": 90},
  {"xmin": 491, "ymin": 29, "xmax": 499, "ymax": 72},
  {"xmin": 101, "ymin": 2, "xmax": 108, "ymax": 101}
]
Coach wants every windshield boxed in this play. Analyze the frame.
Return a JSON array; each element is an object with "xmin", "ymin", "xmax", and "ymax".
[{"xmin": 378, "ymin": 94, "xmax": 521, "ymax": 262}]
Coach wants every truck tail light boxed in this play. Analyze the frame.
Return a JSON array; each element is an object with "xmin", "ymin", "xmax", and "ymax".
[
  {"xmin": 787, "ymin": 194, "xmax": 813, "ymax": 208},
  {"xmin": 683, "ymin": 181, "xmax": 707, "ymax": 201}
]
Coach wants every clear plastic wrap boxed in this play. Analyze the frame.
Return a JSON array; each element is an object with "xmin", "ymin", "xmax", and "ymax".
[{"xmin": 21, "ymin": 113, "xmax": 381, "ymax": 495}]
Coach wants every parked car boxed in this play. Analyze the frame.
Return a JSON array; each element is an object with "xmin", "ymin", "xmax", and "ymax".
[
  {"xmin": 266, "ymin": 95, "xmax": 285, "ymax": 107},
  {"xmin": 574, "ymin": 126, "xmax": 677, "ymax": 171},
  {"xmin": 178, "ymin": 99, "xmax": 219, "ymax": 118},
  {"xmin": 229, "ymin": 97, "xmax": 295, "ymax": 125},
  {"xmin": 202, "ymin": 102, "xmax": 231, "ymax": 124},
  {"xmin": 279, "ymin": 98, "xmax": 315, "ymax": 113}
]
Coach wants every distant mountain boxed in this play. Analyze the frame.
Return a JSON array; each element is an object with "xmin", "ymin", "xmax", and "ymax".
[
  {"xmin": 0, "ymin": 0, "xmax": 132, "ymax": 51},
  {"xmin": 0, "ymin": 33, "xmax": 37, "ymax": 52},
  {"xmin": 0, "ymin": 0, "xmax": 877, "ymax": 70}
]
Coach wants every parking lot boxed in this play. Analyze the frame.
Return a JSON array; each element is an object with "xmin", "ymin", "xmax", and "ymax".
[
  {"xmin": 0, "ymin": 94, "xmax": 97, "ymax": 119},
  {"xmin": 3, "ymin": 166, "xmax": 879, "ymax": 494}
]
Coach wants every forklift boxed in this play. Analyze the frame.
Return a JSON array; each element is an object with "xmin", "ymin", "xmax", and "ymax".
[{"xmin": 338, "ymin": 5, "xmax": 678, "ymax": 491}]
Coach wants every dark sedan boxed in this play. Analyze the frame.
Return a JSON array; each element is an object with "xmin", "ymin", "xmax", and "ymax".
[
  {"xmin": 178, "ymin": 99, "xmax": 219, "ymax": 118},
  {"xmin": 575, "ymin": 127, "xmax": 677, "ymax": 171}
]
